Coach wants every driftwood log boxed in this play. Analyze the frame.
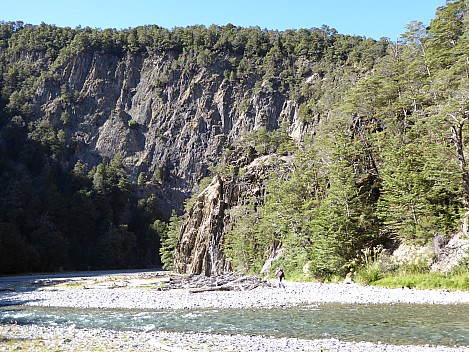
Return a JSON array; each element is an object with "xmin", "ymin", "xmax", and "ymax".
[{"xmin": 167, "ymin": 274, "xmax": 273, "ymax": 292}]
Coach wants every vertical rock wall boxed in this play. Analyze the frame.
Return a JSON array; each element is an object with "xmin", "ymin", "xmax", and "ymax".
[{"xmin": 174, "ymin": 175, "xmax": 231, "ymax": 275}]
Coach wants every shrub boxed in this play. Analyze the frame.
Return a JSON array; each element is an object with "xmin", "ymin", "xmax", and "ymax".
[
  {"xmin": 128, "ymin": 119, "xmax": 138, "ymax": 128},
  {"xmin": 354, "ymin": 262, "xmax": 384, "ymax": 285}
]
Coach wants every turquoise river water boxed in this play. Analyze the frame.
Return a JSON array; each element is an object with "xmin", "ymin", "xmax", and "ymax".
[{"xmin": 1, "ymin": 303, "xmax": 469, "ymax": 347}]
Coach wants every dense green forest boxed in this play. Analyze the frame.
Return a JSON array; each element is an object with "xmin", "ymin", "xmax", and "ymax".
[
  {"xmin": 214, "ymin": 0, "xmax": 469, "ymax": 279},
  {"xmin": 1, "ymin": 1, "xmax": 468, "ymax": 278}
]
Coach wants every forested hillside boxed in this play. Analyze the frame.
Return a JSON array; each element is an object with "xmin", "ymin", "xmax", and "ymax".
[
  {"xmin": 170, "ymin": 0, "xmax": 469, "ymax": 279},
  {"xmin": 1, "ymin": 1, "xmax": 468, "ymax": 277}
]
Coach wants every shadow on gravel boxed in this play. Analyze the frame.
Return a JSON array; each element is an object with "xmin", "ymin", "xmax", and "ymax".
[
  {"xmin": 0, "ymin": 282, "xmax": 45, "ymax": 308},
  {"xmin": 0, "ymin": 269, "xmax": 167, "ymax": 308},
  {"xmin": 0, "ymin": 298, "xmax": 43, "ymax": 308}
]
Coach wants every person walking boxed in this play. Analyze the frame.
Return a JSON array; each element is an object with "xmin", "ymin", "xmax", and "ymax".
[{"xmin": 275, "ymin": 267, "xmax": 285, "ymax": 288}]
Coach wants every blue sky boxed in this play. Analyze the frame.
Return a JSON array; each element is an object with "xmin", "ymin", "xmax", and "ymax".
[{"xmin": 2, "ymin": 0, "xmax": 446, "ymax": 40}]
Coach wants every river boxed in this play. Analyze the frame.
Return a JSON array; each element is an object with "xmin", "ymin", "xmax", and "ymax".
[{"xmin": 1, "ymin": 303, "xmax": 469, "ymax": 346}]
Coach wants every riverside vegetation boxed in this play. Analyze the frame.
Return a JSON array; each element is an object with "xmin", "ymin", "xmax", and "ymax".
[{"xmin": 1, "ymin": 1, "xmax": 469, "ymax": 288}]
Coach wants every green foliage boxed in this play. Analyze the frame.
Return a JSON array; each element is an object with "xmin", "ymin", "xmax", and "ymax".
[
  {"xmin": 354, "ymin": 263, "xmax": 384, "ymax": 285},
  {"xmin": 137, "ymin": 172, "xmax": 147, "ymax": 186},
  {"xmin": 270, "ymin": 247, "xmax": 311, "ymax": 281},
  {"xmin": 354, "ymin": 250, "xmax": 469, "ymax": 290},
  {"xmin": 128, "ymin": 119, "xmax": 138, "ymax": 128},
  {"xmin": 95, "ymin": 224, "xmax": 136, "ymax": 269},
  {"xmin": 0, "ymin": 223, "xmax": 39, "ymax": 274},
  {"xmin": 159, "ymin": 211, "xmax": 181, "ymax": 270},
  {"xmin": 451, "ymin": 253, "xmax": 469, "ymax": 275},
  {"xmin": 397, "ymin": 258, "xmax": 431, "ymax": 276},
  {"xmin": 0, "ymin": 124, "xmax": 167, "ymax": 273},
  {"xmin": 224, "ymin": 200, "xmax": 272, "ymax": 273},
  {"xmin": 212, "ymin": 0, "xmax": 468, "ymax": 279},
  {"xmin": 233, "ymin": 127, "xmax": 296, "ymax": 157},
  {"xmin": 377, "ymin": 140, "xmax": 459, "ymax": 242}
]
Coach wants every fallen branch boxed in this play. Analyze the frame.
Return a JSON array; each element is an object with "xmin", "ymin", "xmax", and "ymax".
[{"xmin": 188, "ymin": 286, "xmax": 231, "ymax": 293}]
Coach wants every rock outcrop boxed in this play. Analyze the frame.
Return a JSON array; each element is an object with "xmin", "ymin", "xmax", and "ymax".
[
  {"xmin": 174, "ymin": 175, "xmax": 229, "ymax": 276},
  {"xmin": 174, "ymin": 153, "xmax": 293, "ymax": 275},
  {"xmin": 8, "ymin": 44, "xmax": 324, "ymax": 273},
  {"xmin": 431, "ymin": 233, "xmax": 469, "ymax": 272},
  {"xmin": 380, "ymin": 233, "xmax": 469, "ymax": 273}
]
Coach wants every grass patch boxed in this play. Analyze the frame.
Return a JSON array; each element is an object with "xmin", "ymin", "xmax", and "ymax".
[
  {"xmin": 62, "ymin": 281, "xmax": 86, "ymax": 289},
  {"xmin": 371, "ymin": 272, "xmax": 469, "ymax": 291},
  {"xmin": 353, "ymin": 251, "xmax": 469, "ymax": 290},
  {"xmin": 353, "ymin": 250, "xmax": 469, "ymax": 291}
]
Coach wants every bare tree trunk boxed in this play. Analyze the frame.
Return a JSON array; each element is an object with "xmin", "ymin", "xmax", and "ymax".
[{"xmin": 450, "ymin": 114, "xmax": 469, "ymax": 234}]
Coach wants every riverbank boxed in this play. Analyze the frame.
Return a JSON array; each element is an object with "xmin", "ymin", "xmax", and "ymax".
[
  {"xmin": 1, "ymin": 271, "xmax": 469, "ymax": 351},
  {"xmin": 1, "ymin": 324, "xmax": 468, "ymax": 352}
]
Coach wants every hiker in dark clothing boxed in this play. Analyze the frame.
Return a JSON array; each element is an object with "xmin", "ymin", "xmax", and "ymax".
[{"xmin": 275, "ymin": 267, "xmax": 285, "ymax": 288}]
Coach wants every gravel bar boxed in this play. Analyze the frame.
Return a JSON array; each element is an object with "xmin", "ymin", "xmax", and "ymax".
[{"xmin": 6, "ymin": 281, "xmax": 469, "ymax": 310}]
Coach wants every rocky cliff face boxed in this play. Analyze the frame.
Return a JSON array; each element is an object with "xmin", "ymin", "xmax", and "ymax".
[
  {"xmin": 33, "ymin": 51, "xmax": 302, "ymax": 218},
  {"xmin": 22, "ymin": 49, "xmax": 310, "ymax": 275}
]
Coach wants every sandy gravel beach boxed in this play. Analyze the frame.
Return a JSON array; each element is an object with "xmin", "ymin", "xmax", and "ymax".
[{"xmin": 1, "ymin": 271, "xmax": 469, "ymax": 351}]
